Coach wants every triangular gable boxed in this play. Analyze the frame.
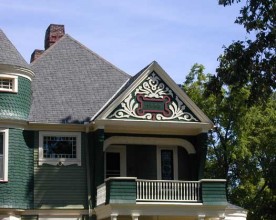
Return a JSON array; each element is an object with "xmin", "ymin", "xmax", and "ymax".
[{"xmin": 97, "ymin": 61, "xmax": 213, "ymax": 126}]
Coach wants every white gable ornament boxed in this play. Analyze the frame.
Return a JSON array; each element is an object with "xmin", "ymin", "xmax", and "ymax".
[{"xmin": 108, "ymin": 72, "xmax": 199, "ymax": 122}]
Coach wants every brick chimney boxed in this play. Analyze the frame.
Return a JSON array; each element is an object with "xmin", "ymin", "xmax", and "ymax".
[
  {"xmin": 30, "ymin": 24, "xmax": 65, "ymax": 62},
  {"xmin": 44, "ymin": 24, "xmax": 65, "ymax": 50},
  {"xmin": 30, "ymin": 49, "xmax": 44, "ymax": 63}
]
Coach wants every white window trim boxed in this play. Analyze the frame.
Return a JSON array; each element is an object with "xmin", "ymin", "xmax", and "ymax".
[
  {"xmin": 0, "ymin": 128, "xmax": 9, "ymax": 182},
  {"xmin": 39, "ymin": 131, "xmax": 81, "ymax": 166},
  {"xmin": 157, "ymin": 146, "xmax": 178, "ymax": 180},
  {"xmin": 0, "ymin": 74, "xmax": 18, "ymax": 93},
  {"xmin": 104, "ymin": 145, "xmax": 126, "ymax": 179}
]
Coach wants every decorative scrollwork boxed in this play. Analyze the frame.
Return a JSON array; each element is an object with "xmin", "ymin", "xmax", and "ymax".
[{"xmin": 108, "ymin": 72, "xmax": 198, "ymax": 122}]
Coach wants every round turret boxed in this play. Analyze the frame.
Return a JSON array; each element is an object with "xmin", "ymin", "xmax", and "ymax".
[{"xmin": 0, "ymin": 29, "xmax": 34, "ymax": 121}]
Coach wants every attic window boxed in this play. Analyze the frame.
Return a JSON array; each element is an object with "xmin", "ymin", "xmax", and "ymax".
[{"xmin": 0, "ymin": 75, "xmax": 18, "ymax": 93}]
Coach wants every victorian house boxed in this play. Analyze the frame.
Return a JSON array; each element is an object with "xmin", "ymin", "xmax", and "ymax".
[{"xmin": 0, "ymin": 24, "xmax": 247, "ymax": 220}]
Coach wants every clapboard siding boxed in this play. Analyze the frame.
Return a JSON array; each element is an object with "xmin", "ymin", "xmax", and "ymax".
[
  {"xmin": 34, "ymin": 132, "xmax": 88, "ymax": 209},
  {"xmin": 201, "ymin": 180, "xmax": 227, "ymax": 205},
  {"xmin": 107, "ymin": 179, "xmax": 136, "ymax": 204}
]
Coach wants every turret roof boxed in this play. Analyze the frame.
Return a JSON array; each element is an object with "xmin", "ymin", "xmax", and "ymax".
[{"xmin": 0, "ymin": 29, "xmax": 30, "ymax": 69}]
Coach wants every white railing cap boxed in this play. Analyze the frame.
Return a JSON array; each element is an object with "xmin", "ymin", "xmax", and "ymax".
[
  {"xmin": 200, "ymin": 179, "xmax": 226, "ymax": 182},
  {"xmin": 105, "ymin": 177, "xmax": 137, "ymax": 182}
]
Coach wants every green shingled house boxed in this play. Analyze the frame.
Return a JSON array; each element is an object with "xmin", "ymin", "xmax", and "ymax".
[{"xmin": 0, "ymin": 24, "xmax": 247, "ymax": 220}]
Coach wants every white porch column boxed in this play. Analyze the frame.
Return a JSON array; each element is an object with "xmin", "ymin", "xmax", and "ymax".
[
  {"xmin": 132, "ymin": 213, "xmax": 140, "ymax": 220},
  {"xmin": 111, "ymin": 213, "xmax": 118, "ymax": 220}
]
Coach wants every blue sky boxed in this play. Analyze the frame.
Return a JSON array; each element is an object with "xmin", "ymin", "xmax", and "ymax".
[{"xmin": 0, "ymin": 0, "xmax": 246, "ymax": 83}]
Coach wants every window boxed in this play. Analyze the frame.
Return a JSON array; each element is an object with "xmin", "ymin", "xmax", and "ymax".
[
  {"xmin": 105, "ymin": 145, "xmax": 126, "ymax": 179},
  {"xmin": 0, "ymin": 129, "xmax": 9, "ymax": 182},
  {"xmin": 157, "ymin": 146, "xmax": 178, "ymax": 180},
  {"xmin": 39, "ymin": 131, "xmax": 81, "ymax": 166},
  {"xmin": 0, "ymin": 75, "xmax": 18, "ymax": 93},
  {"xmin": 161, "ymin": 149, "xmax": 174, "ymax": 180}
]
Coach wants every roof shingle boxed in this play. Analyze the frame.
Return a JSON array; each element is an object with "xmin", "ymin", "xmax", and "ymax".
[
  {"xmin": 29, "ymin": 34, "xmax": 130, "ymax": 124},
  {"xmin": 0, "ymin": 29, "xmax": 30, "ymax": 69}
]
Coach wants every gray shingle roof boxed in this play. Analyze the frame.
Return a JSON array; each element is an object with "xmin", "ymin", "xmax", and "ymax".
[
  {"xmin": 0, "ymin": 29, "xmax": 30, "ymax": 69},
  {"xmin": 29, "ymin": 34, "xmax": 130, "ymax": 124},
  {"xmin": 91, "ymin": 61, "xmax": 154, "ymax": 120}
]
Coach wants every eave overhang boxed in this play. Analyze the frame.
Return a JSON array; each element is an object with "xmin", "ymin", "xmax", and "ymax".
[{"xmin": 92, "ymin": 119, "xmax": 213, "ymax": 135}]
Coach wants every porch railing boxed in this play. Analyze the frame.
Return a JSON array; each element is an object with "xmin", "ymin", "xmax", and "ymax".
[
  {"xmin": 96, "ymin": 178, "xmax": 202, "ymax": 206},
  {"xmin": 136, "ymin": 179, "xmax": 201, "ymax": 202}
]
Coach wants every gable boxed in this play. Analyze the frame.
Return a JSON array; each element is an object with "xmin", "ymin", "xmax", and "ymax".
[
  {"xmin": 108, "ymin": 71, "xmax": 199, "ymax": 122},
  {"xmin": 97, "ymin": 61, "xmax": 213, "ymax": 128}
]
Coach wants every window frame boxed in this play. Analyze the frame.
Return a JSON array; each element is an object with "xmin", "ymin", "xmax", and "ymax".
[
  {"xmin": 0, "ymin": 74, "xmax": 18, "ymax": 93},
  {"xmin": 39, "ymin": 131, "xmax": 81, "ymax": 166},
  {"xmin": 0, "ymin": 128, "xmax": 9, "ymax": 182}
]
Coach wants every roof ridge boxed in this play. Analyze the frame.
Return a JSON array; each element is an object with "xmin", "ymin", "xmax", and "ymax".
[
  {"xmin": 30, "ymin": 34, "xmax": 68, "ymax": 65},
  {"xmin": 65, "ymin": 34, "xmax": 131, "ymax": 78}
]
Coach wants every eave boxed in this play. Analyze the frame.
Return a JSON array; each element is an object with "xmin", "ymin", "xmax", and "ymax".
[{"xmin": 92, "ymin": 119, "xmax": 213, "ymax": 135}]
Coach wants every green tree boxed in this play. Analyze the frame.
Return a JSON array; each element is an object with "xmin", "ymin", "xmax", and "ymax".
[
  {"xmin": 230, "ymin": 95, "xmax": 276, "ymax": 219},
  {"xmin": 183, "ymin": 63, "xmax": 276, "ymax": 220},
  {"xmin": 210, "ymin": 0, "xmax": 276, "ymax": 104}
]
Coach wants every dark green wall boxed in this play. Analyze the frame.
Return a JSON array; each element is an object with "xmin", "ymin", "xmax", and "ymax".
[
  {"xmin": 196, "ymin": 133, "xmax": 208, "ymax": 179},
  {"xmin": 104, "ymin": 134, "xmax": 201, "ymax": 181},
  {"xmin": 0, "ymin": 128, "xmax": 34, "ymax": 209},
  {"xmin": 127, "ymin": 145, "xmax": 157, "ymax": 179},
  {"xmin": 89, "ymin": 129, "xmax": 105, "ymax": 208},
  {"xmin": 178, "ymin": 146, "xmax": 190, "ymax": 180},
  {"xmin": 33, "ymin": 132, "xmax": 88, "ymax": 209},
  {"xmin": 0, "ymin": 76, "xmax": 32, "ymax": 120},
  {"xmin": 21, "ymin": 216, "xmax": 38, "ymax": 220}
]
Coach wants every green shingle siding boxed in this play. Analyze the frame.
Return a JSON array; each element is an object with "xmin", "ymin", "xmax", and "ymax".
[
  {"xmin": 0, "ymin": 129, "xmax": 34, "ymax": 209},
  {"xmin": 0, "ymin": 76, "xmax": 32, "ymax": 120},
  {"xmin": 34, "ymin": 132, "xmax": 88, "ymax": 209}
]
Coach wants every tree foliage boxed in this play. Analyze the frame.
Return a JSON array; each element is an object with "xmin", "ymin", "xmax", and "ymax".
[
  {"xmin": 183, "ymin": 63, "xmax": 276, "ymax": 220},
  {"xmin": 210, "ymin": 0, "xmax": 276, "ymax": 104},
  {"xmin": 231, "ymin": 95, "xmax": 276, "ymax": 219},
  {"xmin": 183, "ymin": 2, "xmax": 275, "ymax": 218}
]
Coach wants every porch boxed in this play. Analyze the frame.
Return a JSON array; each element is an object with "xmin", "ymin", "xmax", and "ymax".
[
  {"xmin": 96, "ymin": 177, "xmax": 226, "ymax": 206},
  {"xmin": 97, "ymin": 178, "xmax": 204, "ymax": 205},
  {"xmin": 95, "ymin": 177, "xmax": 232, "ymax": 220}
]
